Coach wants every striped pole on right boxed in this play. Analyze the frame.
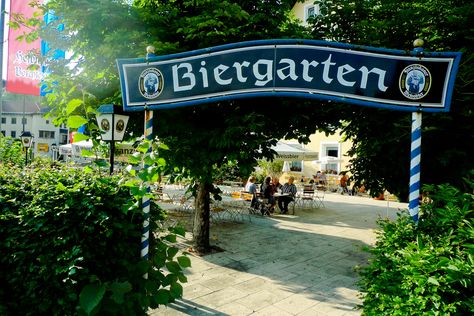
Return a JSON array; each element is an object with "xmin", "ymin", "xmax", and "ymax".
[
  {"xmin": 408, "ymin": 111, "xmax": 422, "ymax": 222},
  {"xmin": 408, "ymin": 39, "xmax": 425, "ymax": 223}
]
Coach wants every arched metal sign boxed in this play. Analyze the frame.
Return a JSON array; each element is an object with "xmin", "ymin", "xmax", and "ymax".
[
  {"xmin": 117, "ymin": 40, "xmax": 462, "ymax": 260},
  {"xmin": 117, "ymin": 39, "xmax": 461, "ymax": 112}
]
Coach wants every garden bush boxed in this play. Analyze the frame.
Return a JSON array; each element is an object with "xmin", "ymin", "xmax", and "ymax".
[
  {"xmin": 358, "ymin": 182, "xmax": 474, "ymax": 315},
  {"xmin": 0, "ymin": 136, "xmax": 24, "ymax": 166},
  {"xmin": 0, "ymin": 161, "xmax": 189, "ymax": 315}
]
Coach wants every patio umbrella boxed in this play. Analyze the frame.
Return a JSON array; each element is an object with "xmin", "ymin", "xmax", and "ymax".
[
  {"xmin": 271, "ymin": 141, "xmax": 319, "ymax": 162},
  {"xmin": 71, "ymin": 140, "xmax": 93, "ymax": 157}
]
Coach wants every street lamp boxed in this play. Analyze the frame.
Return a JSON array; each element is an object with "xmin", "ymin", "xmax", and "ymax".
[
  {"xmin": 51, "ymin": 143, "xmax": 58, "ymax": 160},
  {"xmin": 96, "ymin": 104, "xmax": 129, "ymax": 174},
  {"xmin": 20, "ymin": 131, "xmax": 34, "ymax": 165}
]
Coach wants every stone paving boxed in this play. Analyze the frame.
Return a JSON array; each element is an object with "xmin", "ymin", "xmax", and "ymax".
[{"xmin": 150, "ymin": 193, "xmax": 407, "ymax": 316}]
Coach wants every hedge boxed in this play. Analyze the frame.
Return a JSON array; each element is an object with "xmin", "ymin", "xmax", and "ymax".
[
  {"xmin": 359, "ymin": 182, "xmax": 474, "ymax": 315},
  {"xmin": 0, "ymin": 161, "xmax": 189, "ymax": 315}
]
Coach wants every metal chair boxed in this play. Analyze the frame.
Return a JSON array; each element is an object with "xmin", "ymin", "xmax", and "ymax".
[
  {"xmin": 314, "ymin": 185, "xmax": 326, "ymax": 208},
  {"xmin": 299, "ymin": 185, "xmax": 318, "ymax": 208}
]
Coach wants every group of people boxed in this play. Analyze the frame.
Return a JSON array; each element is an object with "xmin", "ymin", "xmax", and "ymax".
[
  {"xmin": 245, "ymin": 175, "xmax": 297, "ymax": 215},
  {"xmin": 310, "ymin": 171, "xmax": 328, "ymax": 185}
]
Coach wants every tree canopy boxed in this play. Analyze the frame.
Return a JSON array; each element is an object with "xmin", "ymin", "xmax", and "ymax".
[
  {"xmin": 30, "ymin": 0, "xmax": 474, "ymax": 251},
  {"xmin": 309, "ymin": 0, "xmax": 474, "ymax": 198}
]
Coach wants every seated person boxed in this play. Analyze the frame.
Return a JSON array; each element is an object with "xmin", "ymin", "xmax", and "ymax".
[
  {"xmin": 278, "ymin": 176, "xmax": 297, "ymax": 214},
  {"xmin": 318, "ymin": 171, "xmax": 327, "ymax": 185},
  {"xmin": 245, "ymin": 175, "xmax": 257, "ymax": 207},
  {"xmin": 272, "ymin": 176, "xmax": 282, "ymax": 194},
  {"xmin": 260, "ymin": 176, "xmax": 276, "ymax": 213}
]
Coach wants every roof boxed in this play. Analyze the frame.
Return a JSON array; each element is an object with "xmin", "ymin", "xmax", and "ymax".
[{"xmin": 0, "ymin": 100, "xmax": 42, "ymax": 114}]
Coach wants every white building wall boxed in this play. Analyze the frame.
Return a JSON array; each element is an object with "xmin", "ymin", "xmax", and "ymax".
[{"xmin": 1, "ymin": 111, "xmax": 68, "ymax": 158}]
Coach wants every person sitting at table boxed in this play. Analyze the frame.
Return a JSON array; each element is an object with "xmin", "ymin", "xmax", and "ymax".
[
  {"xmin": 245, "ymin": 175, "xmax": 257, "ymax": 207},
  {"xmin": 278, "ymin": 176, "xmax": 297, "ymax": 214},
  {"xmin": 272, "ymin": 176, "xmax": 282, "ymax": 194},
  {"xmin": 318, "ymin": 171, "xmax": 327, "ymax": 185},
  {"xmin": 260, "ymin": 176, "xmax": 276, "ymax": 213}
]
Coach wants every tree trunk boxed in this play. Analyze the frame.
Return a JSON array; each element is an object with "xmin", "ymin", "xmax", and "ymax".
[{"xmin": 192, "ymin": 181, "xmax": 211, "ymax": 253}]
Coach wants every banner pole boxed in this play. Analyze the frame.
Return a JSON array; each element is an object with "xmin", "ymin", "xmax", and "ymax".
[
  {"xmin": 408, "ymin": 39, "xmax": 425, "ymax": 223},
  {"xmin": 140, "ymin": 110, "xmax": 153, "ymax": 262},
  {"xmin": 140, "ymin": 46, "xmax": 156, "ymax": 278},
  {"xmin": 408, "ymin": 111, "xmax": 422, "ymax": 222}
]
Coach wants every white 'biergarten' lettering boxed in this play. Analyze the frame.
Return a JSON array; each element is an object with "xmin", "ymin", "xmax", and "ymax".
[{"xmin": 171, "ymin": 54, "xmax": 388, "ymax": 93}]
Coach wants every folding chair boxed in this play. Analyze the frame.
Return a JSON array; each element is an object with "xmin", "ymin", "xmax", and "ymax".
[
  {"xmin": 300, "ymin": 185, "xmax": 317, "ymax": 209},
  {"xmin": 250, "ymin": 192, "xmax": 272, "ymax": 216},
  {"xmin": 314, "ymin": 185, "xmax": 326, "ymax": 208}
]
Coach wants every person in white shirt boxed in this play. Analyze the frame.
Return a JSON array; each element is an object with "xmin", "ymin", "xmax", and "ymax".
[{"xmin": 278, "ymin": 176, "xmax": 297, "ymax": 214}]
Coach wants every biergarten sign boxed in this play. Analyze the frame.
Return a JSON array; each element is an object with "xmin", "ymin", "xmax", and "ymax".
[{"xmin": 117, "ymin": 39, "xmax": 461, "ymax": 113}]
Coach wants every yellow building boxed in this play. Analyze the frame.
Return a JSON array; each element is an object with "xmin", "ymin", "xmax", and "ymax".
[
  {"xmin": 292, "ymin": 0, "xmax": 321, "ymax": 26},
  {"xmin": 280, "ymin": 1, "xmax": 352, "ymax": 181}
]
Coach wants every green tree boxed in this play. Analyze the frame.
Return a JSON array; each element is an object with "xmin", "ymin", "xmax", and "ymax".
[
  {"xmin": 31, "ymin": 0, "xmax": 341, "ymax": 253},
  {"xmin": 309, "ymin": 0, "xmax": 474, "ymax": 199}
]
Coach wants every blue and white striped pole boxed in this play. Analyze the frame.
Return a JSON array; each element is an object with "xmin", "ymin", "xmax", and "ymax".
[
  {"xmin": 408, "ymin": 39, "xmax": 424, "ymax": 223},
  {"xmin": 141, "ymin": 46, "xmax": 156, "ymax": 273},
  {"xmin": 141, "ymin": 110, "xmax": 153, "ymax": 262},
  {"xmin": 408, "ymin": 111, "xmax": 422, "ymax": 222}
]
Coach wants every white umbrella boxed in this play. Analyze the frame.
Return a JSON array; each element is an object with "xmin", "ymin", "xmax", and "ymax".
[
  {"xmin": 71, "ymin": 140, "xmax": 93, "ymax": 157},
  {"xmin": 271, "ymin": 141, "xmax": 319, "ymax": 162},
  {"xmin": 58, "ymin": 143, "xmax": 72, "ymax": 156}
]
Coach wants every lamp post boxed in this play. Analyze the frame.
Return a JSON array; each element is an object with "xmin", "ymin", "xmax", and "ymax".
[
  {"xmin": 96, "ymin": 104, "xmax": 129, "ymax": 174},
  {"xmin": 51, "ymin": 143, "xmax": 58, "ymax": 160},
  {"xmin": 20, "ymin": 131, "xmax": 33, "ymax": 165}
]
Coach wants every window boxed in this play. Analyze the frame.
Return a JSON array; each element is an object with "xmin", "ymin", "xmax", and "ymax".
[
  {"xmin": 289, "ymin": 161, "xmax": 303, "ymax": 172},
  {"xmin": 45, "ymin": 120, "xmax": 49, "ymax": 124},
  {"xmin": 321, "ymin": 143, "xmax": 340, "ymax": 173},
  {"xmin": 60, "ymin": 134, "xmax": 68, "ymax": 144},
  {"xmin": 22, "ymin": 118, "xmax": 27, "ymax": 125},
  {"xmin": 1, "ymin": 117, "xmax": 5, "ymax": 124},
  {"xmin": 1, "ymin": 130, "xmax": 5, "ymax": 136},
  {"xmin": 11, "ymin": 117, "xmax": 17, "ymax": 124},
  {"xmin": 304, "ymin": 4, "xmax": 320, "ymax": 24},
  {"xmin": 39, "ymin": 130, "xmax": 55, "ymax": 139},
  {"xmin": 326, "ymin": 146, "xmax": 338, "ymax": 157},
  {"xmin": 11, "ymin": 131, "xmax": 16, "ymax": 138}
]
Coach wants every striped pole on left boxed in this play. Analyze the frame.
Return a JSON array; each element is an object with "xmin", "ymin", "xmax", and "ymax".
[
  {"xmin": 141, "ymin": 110, "xmax": 153, "ymax": 263},
  {"xmin": 141, "ymin": 46, "xmax": 156, "ymax": 273}
]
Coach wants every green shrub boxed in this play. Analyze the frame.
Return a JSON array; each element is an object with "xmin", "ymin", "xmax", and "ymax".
[
  {"xmin": 358, "ymin": 183, "xmax": 474, "ymax": 315},
  {"xmin": 0, "ymin": 161, "xmax": 189, "ymax": 315},
  {"xmin": 0, "ymin": 136, "xmax": 24, "ymax": 166}
]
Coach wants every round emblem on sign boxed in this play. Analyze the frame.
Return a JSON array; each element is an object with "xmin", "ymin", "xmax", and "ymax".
[
  {"xmin": 116, "ymin": 119, "xmax": 125, "ymax": 132},
  {"xmin": 139, "ymin": 68, "xmax": 164, "ymax": 99},
  {"xmin": 399, "ymin": 64, "xmax": 431, "ymax": 100},
  {"xmin": 100, "ymin": 118, "xmax": 110, "ymax": 131}
]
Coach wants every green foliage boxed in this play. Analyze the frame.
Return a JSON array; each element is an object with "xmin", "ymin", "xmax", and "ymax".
[
  {"xmin": 213, "ymin": 160, "xmax": 244, "ymax": 184},
  {"xmin": 0, "ymin": 159, "xmax": 188, "ymax": 315},
  {"xmin": 254, "ymin": 160, "xmax": 284, "ymax": 183},
  {"xmin": 310, "ymin": 0, "xmax": 474, "ymax": 200},
  {"xmin": 358, "ymin": 181, "xmax": 474, "ymax": 315},
  {"xmin": 0, "ymin": 136, "xmax": 24, "ymax": 166}
]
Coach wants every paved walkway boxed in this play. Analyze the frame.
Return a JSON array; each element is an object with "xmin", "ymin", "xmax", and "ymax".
[{"xmin": 150, "ymin": 193, "xmax": 407, "ymax": 316}]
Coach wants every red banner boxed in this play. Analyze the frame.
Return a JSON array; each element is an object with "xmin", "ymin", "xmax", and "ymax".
[{"xmin": 6, "ymin": 0, "xmax": 43, "ymax": 95}]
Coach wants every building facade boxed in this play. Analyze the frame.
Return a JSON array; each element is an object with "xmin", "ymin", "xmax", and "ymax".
[
  {"xmin": 0, "ymin": 100, "xmax": 69, "ymax": 158},
  {"xmin": 285, "ymin": 1, "xmax": 352, "ymax": 179}
]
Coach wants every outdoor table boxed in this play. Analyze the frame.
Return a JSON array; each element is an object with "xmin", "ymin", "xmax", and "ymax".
[{"xmin": 273, "ymin": 192, "xmax": 296, "ymax": 214}]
